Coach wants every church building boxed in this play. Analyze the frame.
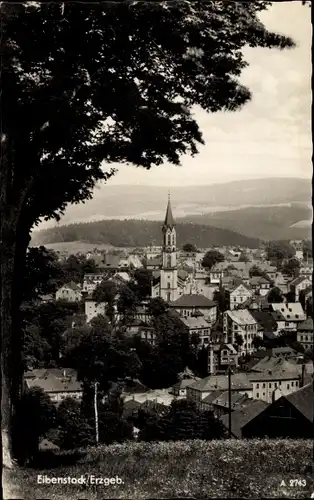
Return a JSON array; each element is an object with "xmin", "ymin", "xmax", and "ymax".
[{"xmin": 151, "ymin": 195, "xmax": 198, "ymax": 302}]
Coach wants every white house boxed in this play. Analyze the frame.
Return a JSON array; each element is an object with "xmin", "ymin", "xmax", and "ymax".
[
  {"xmin": 289, "ymin": 276, "xmax": 312, "ymax": 302},
  {"xmin": 84, "ymin": 298, "xmax": 107, "ymax": 323},
  {"xmin": 223, "ymin": 309, "xmax": 261, "ymax": 356},
  {"xmin": 56, "ymin": 282, "xmax": 82, "ymax": 302},
  {"xmin": 228, "ymin": 283, "xmax": 253, "ymax": 310}
]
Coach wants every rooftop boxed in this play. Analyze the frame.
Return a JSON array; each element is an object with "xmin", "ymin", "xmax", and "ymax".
[
  {"xmin": 169, "ymin": 294, "xmax": 216, "ymax": 308},
  {"xmin": 226, "ymin": 309, "xmax": 257, "ymax": 326},
  {"xmin": 283, "ymin": 383, "xmax": 313, "ymax": 422},
  {"xmin": 188, "ymin": 372, "xmax": 252, "ymax": 392},
  {"xmin": 297, "ymin": 317, "xmax": 313, "ymax": 331},
  {"xmin": 220, "ymin": 400, "xmax": 269, "ymax": 438}
]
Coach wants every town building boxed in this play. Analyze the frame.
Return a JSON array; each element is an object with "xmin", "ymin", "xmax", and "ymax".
[
  {"xmin": 242, "ymin": 383, "xmax": 313, "ymax": 439},
  {"xmin": 289, "ymin": 276, "xmax": 312, "ymax": 302},
  {"xmin": 269, "ymin": 303, "xmax": 306, "ymax": 332},
  {"xmin": 296, "ymin": 317, "xmax": 313, "ymax": 351},
  {"xmin": 186, "ymin": 372, "xmax": 253, "ymax": 405},
  {"xmin": 227, "ymin": 283, "xmax": 253, "ymax": 310},
  {"xmin": 24, "ymin": 368, "xmax": 83, "ymax": 404},
  {"xmin": 169, "ymin": 294, "xmax": 217, "ymax": 324},
  {"xmin": 84, "ymin": 297, "xmax": 106, "ymax": 323},
  {"xmin": 180, "ymin": 316, "xmax": 211, "ymax": 346},
  {"xmin": 56, "ymin": 282, "xmax": 82, "ymax": 302},
  {"xmin": 220, "ymin": 400, "xmax": 269, "ymax": 438},
  {"xmin": 223, "ymin": 309, "xmax": 261, "ymax": 356}
]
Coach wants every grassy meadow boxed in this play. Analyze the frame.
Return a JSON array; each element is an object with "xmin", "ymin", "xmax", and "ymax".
[{"xmin": 3, "ymin": 439, "xmax": 314, "ymax": 499}]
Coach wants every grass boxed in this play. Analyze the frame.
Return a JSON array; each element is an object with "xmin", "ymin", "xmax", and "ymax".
[{"xmin": 3, "ymin": 439, "xmax": 314, "ymax": 499}]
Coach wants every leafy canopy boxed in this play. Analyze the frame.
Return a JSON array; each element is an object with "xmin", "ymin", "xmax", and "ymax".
[{"xmin": 2, "ymin": 2, "xmax": 294, "ymax": 230}]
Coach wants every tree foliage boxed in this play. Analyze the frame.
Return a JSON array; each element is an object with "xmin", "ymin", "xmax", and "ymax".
[
  {"xmin": 139, "ymin": 399, "xmax": 226, "ymax": 442},
  {"xmin": 182, "ymin": 243, "xmax": 197, "ymax": 253},
  {"xmin": 267, "ymin": 287, "xmax": 284, "ymax": 304},
  {"xmin": 23, "ymin": 246, "xmax": 65, "ymax": 302},
  {"xmin": 281, "ymin": 257, "xmax": 301, "ymax": 278},
  {"xmin": 13, "ymin": 387, "xmax": 57, "ymax": 463},
  {"xmin": 202, "ymin": 250, "xmax": 225, "ymax": 270},
  {"xmin": 265, "ymin": 241, "xmax": 295, "ymax": 264},
  {"xmin": 56, "ymin": 397, "xmax": 94, "ymax": 450}
]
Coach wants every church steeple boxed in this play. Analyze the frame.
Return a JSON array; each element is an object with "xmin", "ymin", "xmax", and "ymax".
[{"xmin": 163, "ymin": 191, "xmax": 175, "ymax": 230}]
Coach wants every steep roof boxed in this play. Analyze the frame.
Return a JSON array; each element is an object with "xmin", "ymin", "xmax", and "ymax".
[
  {"xmin": 180, "ymin": 316, "xmax": 211, "ymax": 329},
  {"xmin": 270, "ymin": 303, "xmax": 306, "ymax": 322},
  {"xmin": 221, "ymin": 400, "xmax": 269, "ymax": 438},
  {"xmin": 283, "ymin": 383, "xmax": 313, "ymax": 421},
  {"xmin": 250, "ymin": 311, "xmax": 278, "ymax": 332},
  {"xmin": 169, "ymin": 294, "xmax": 216, "ymax": 308},
  {"xmin": 249, "ymin": 357, "xmax": 299, "ymax": 374},
  {"xmin": 290, "ymin": 276, "xmax": 309, "ymax": 287},
  {"xmin": 26, "ymin": 374, "xmax": 83, "ymax": 393},
  {"xmin": 226, "ymin": 309, "xmax": 257, "ymax": 326},
  {"xmin": 163, "ymin": 195, "xmax": 175, "ymax": 228},
  {"xmin": 297, "ymin": 317, "xmax": 313, "ymax": 331},
  {"xmin": 187, "ymin": 372, "xmax": 252, "ymax": 392},
  {"xmin": 201, "ymin": 390, "xmax": 225, "ymax": 405}
]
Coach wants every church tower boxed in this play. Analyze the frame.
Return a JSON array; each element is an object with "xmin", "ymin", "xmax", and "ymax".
[{"xmin": 160, "ymin": 193, "xmax": 178, "ymax": 302}]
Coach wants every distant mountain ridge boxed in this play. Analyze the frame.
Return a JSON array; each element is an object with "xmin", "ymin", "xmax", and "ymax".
[
  {"xmin": 31, "ymin": 219, "xmax": 262, "ymax": 249},
  {"xmin": 177, "ymin": 205, "xmax": 312, "ymax": 241},
  {"xmin": 37, "ymin": 177, "xmax": 311, "ymax": 228}
]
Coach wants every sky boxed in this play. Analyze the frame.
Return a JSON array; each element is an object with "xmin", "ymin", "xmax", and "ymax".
[{"xmin": 104, "ymin": 1, "xmax": 312, "ymax": 187}]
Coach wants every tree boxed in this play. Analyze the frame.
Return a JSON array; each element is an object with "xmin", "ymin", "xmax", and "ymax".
[
  {"xmin": 202, "ymin": 250, "xmax": 225, "ymax": 270},
  {"xmin": 234, "ymin": 333, "xmax": 244, "ymax": 352},
  {"xmin": 131, "ymin": 268, "xmax": 153, "ymax": 300},
  {"xmin": 139, "ymin": 399, "xmax": 225, "ymax": 442},
  {"xmin": 281, "ymin": 257, "xmax": 301, "ymax": 278},
  {"xmin": 302, "ymin": 240, "xmax": 312, "ymax": 260},
  {"xmin": 147, "ymin": 297, "xmax": 169, "ymax": 317},
  {"xmin": 117, "ymin": 285, "xmax": 139, "ymax": 324},
  {"xmin": 56, "ymin": 397, "xmax": 94, "ymax": 450},
  {"xmin": 182, "ymin": 243, "xmax": 197, "ymax": 253},
  {"xmin": 1, "ymin": 1, "xmax": 295, "ymax": 466},
  {"xmin": 23, "ymin": 246, "xmax": 65, "ymax": 302},
  {"xmin": 213, "ymin": 289, "xmax": 228, "ymax": 313},
  {"xmin": 92, "ymin": 279, "xmax": 117, "ymax": 322},
  {"xmin": 92, "ymin": 280, "xmax": 117, "ymax": 304},
  {"xmin": 267, "ymin": 287, "xmax": 284, "ymax": 304},
  {"xmin": 265, "ymin": 241, "xmax": 295, "ymax": 265},
  {"xmin": 13, "ymin": 387, "xmax": 57, "ymax": 464},
  {"xmin": 252, "ymin": 336, "xmax": 264, "ymax": 350}
]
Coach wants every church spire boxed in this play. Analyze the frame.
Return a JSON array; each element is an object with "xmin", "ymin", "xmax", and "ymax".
[{"xmin": 163, "ymin": 191, "xmax": 175, "ymax": 229}]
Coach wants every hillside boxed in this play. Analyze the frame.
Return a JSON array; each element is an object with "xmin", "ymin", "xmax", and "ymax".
[
  {"xmin": 37, "ymin": 178, "xmax": 311, "ymax": 228},
  {"xmin": 31, "ymin": 219, "xmax": 262, "ymax": 249},
  {"xmin": 4, "ymin": 440, "xmax": 313, "ymax": 499},
  {"xmin": 178, "ymin": 205, "xmax": 312, "ymax": 241}
]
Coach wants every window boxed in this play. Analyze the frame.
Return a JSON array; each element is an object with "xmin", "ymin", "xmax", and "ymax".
[
  {"xmin": 291, "ymin": 381, "xmax": 294, "ymax": 387},
  {"xmin": 287, "ymin": 384, "xmax": 290, "ymax": 389},
  {"xmin": 167, "ymin": 283, "xmax": 171, "ymax": 289},
  {"xmin": 262, "ymin": 383, "xmax": 266, "ymax": 388},
  {"xmin": 256, "ymin": 392, "xmax": 260, "ymax": 398},
  {"xmin": 274, "ymin": 383, "xmax": 278, "ymax": 388},
  {"xmin": 167, "ymin": 235, "xmax": 171, "ymax": 246},
  {"xmin": 256, "ymin": 383, "xmax": 259, "ymax": 389},
  {"xmin": 269, "ymin": 383, "xmax": 272, "ymax": 388}
]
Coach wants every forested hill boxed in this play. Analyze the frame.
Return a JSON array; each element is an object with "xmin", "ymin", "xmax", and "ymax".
[{"xmin": 32, "ymin": 219, "xmax": 262, "ymax": 248}]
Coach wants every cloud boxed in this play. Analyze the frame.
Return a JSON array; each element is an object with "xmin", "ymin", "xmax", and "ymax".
[{"xmin": 105, "ymin": 1, "xmax": 312, "ymax": 186}]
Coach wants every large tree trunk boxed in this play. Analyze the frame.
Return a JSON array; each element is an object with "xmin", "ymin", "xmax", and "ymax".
[
  {"xmin": 1, "ymin": 134, "xmax": 31, "ymax": 468},
  {"xmin": 1, "ymin": 217, "xmax": 19, "ymax": 469}
]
